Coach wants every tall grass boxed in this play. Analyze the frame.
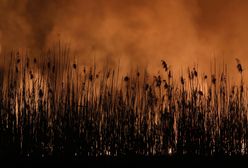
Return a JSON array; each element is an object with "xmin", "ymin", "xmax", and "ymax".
[{"xmin": 0, "ymin": 47, "xmax": 247, "ymax": 158}]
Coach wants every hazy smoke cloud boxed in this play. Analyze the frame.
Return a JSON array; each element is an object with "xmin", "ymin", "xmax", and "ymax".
[{"xmin": 1, "ymin": 0, "xmax": 248, "ymax": 78}]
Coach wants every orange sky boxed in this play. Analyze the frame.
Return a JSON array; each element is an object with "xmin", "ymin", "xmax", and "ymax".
[{"xmin": 1, "ymin": 0, "xmax": 248, "ymax": 80}]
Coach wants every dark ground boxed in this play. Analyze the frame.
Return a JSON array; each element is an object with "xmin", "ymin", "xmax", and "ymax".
[{"xmin": 1, "ymin": 154, "xmax": 248, "ymax": 168}]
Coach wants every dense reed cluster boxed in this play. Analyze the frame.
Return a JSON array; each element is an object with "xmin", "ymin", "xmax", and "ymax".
[{"xmin": 0, "ymin": 48, "xmax": 247, "ymax": 159}]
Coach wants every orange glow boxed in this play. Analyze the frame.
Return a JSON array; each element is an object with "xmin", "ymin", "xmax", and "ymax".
[{"xmin": 0, "ymin": 0, "xmax": 248, "ymax": 80}]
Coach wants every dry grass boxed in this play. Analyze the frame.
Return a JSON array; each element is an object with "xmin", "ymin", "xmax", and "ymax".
[{"xmin": 0, "ymin": 47, "xmax": 247, "ymax": 158}]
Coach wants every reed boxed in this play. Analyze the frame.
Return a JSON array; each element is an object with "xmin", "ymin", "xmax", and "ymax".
[{"xmin": 0, "ymin": 48, "xmax": 247, "ymax": 159}]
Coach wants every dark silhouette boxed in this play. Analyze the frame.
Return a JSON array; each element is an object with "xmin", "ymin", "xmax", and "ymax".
[{"xmin": 0, "ymin": 50, "xmax": 247, "ymax": 161}]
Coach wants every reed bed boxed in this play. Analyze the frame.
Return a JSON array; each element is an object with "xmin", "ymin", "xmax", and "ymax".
[{"xmin": 0, "ymin": 48, "xmax": 247, "ymax": 159}]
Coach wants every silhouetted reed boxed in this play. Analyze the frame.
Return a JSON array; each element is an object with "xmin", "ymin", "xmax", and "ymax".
[{"xmin": 0, "ymin": 49, "xmax": 248, "ymax": 159}]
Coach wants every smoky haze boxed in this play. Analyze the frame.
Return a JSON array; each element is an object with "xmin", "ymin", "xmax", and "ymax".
[{"xmin": 0, "ymin": 0, "xmax": 248, "ymax": 79}]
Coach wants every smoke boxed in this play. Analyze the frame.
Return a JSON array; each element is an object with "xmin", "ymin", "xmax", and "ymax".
[{"xmin": 0, "ymin": 0, "xmax": 248, "ymax": 78}]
